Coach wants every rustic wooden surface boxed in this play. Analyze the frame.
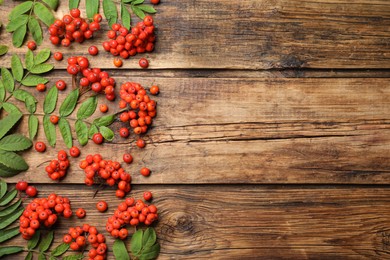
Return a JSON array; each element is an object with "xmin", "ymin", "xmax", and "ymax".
[{"xmin": 1, "ymin": 0, "xmax": 390, "ymax": 259}]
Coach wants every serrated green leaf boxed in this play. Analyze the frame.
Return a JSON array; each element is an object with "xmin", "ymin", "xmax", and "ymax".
[
  {"xmin": 0, "ymin": 81, "xmax": 4, "ymax": 101},
  {"xmin": 0, "ymin": 180, "xmax": 6, "ymax": 200},
  {"xmin": 139, "ymin": 243, "xmax": 160, "ymax": 260},
  {"xmin": 0, "ymin": 134, "xmax": 32, "ymax": 152},
  {"xmin": 60, "ymin": 89, "xmax": 79, "ymax": 117},
  {"xmin": 69, "ymin": 0, "xmax": 80, "ymax": 9},
  {"xmin": 0, "ymin": 163, "xmax": 20, "ymax": 178},
  {"xmin": 131, "ymin": 229, "xmax": 143, "ymax": 256},
  {"xmin": 0, "ymin": 246, "xmax": 24, "ymax": 258},
  {"xmin": 26, "ymin": 96, "xmax": 37, "ymax": 113},
  {"xmin": 38, "ymin": 252, "xmax": 46, "ymax": 260},
  {"xmin": 51, "ymin": 243, "xmax": 70, "ymax": 257},
  {"xmin": 43, "ymin": 115, "xmax": 56, "ymax": 147},
  {"xmin": 0, "ymin": 150, "xmax": 28, "ymax": 171},
  {"xmin": 131, "ymin": 0, "xmax": 144, "ymax": 5},
  {"xmin": 0, "ymin": 227, "xmax": 19, "ymax": 243},
  {"xmin": 0, "ymin": 46, "xmax": 8, "ymax": 56},
  {"xmin": 58, "ymin": 118, "xmax": 73, "ymax": 148},
  {"xmin": 0, "ymin": 199, "xmax": 21, "ymax": 217},
  {"xmin": 88, "ymin": 124, "xmax": 98, "ymax": 138},
  {"xmin": 12, "ymin": 24, "xmax": 27, "ymax": 48},
  {"xmin": 39, "ymin": 230, "xmax": 54, "ymax": 252},
  {"xmin": 3, "ymin": 102, "xmax": 21, "ymax": 114},
  {"xmin": 99, "ymin": 126, "xmax": 114, "ymax": 141},
  {"xmin": 25, "ymin": 251, "xmax": 33, "ymax": 260},
  {"xmin": 0, "ymin": 113, "xmax": 22, "ymax": 140},
  {"xmin": 42, "ymin": 0, "xmax": 58, "ymax": 10},
  {"xmin": 1, "ymin": 68, "xmax": 14, "ymax": 93},
  {"xmin": 142, "ymin": 228, "xmax": 157, "ymax": 249},
  {"xmin": 35, "ymin": 48, "xmax": 51, "ymax": 64},
  {"xmin": 6, "ymin": 15, "xmax": 28, "ymax": 33},
  {"xmin": 122, "ymin": 0, "xmax": 134, "ymax": 3},
  {"xmin": 28, "ymin": 230, "xmax": 40, "ymax": 249},
  {"xmin": 28, "ymin": 115, "xmax": 38, "ymax": 139},
  {"xmin": 25, "ymin": 50, "xmax": 34, "ymax": 71},
  {"xmin": 121, "ymin": 3, "xmax": 131, "ymax": 30},
  {"xmin": 131, "ymin": 5, "xmax": 145, "ymax": 19},
  {"xmin": 0, "ymin": 206, "xmax": 23, "ymax": 229},
  {"xmin": 77, "ymin": 96, "xmax": 97, "ymax": 119},
  {"xmin": 29, "ymin": 64, "xmax": 54, "ymax": 74},
  {"xmin": 113, "ymin": 239, "xmax": 130, "ymax": 260},
  {"xmin": 0, "ymin": 189, "xmax": 17, "ymax": 206},
  {"xmin": 103, "ymin": 0, "xmax": 118, "ymax": 27},
  {"xmin": 86, "ymin": 0, "xmax": 99, "ymax": 19},
  {"xmin": 21, "ymin": 75, "xmax": 48, "ymax": 86},
  {"xmin": 28, "ymin": 17, "xmax": 43, "ymax": 45},
  {"xmin": 62, "ymin": 254, "xmax": 84, "ymax": 260},
  {"xmin": 93, "ymin": 114, "xmax": 115, "ymax": 127},
  {"xmin": 34, "ymin": 2, "xmax": 54, "ymax": 26},
  {"xmin": 75, "ymin": 120, "xmax": 88, "ymax": 146},
  {"xmin": 9, "ymin": 1, "xmax": 33, "ymax": 20},
  {"xmin": 11, "ymin": 55, "xmax": 24, "ymax": 82},
  {"xmin": 43, "ymin": 86, "xmax": 58, "ymax": 114},
  {"xmin": 13, "ymin": 89, "xmax": 37, "ymax": 113},
  {"xmin": 137, "ymin": 4, "xmax": 156, "ymax": 13}
]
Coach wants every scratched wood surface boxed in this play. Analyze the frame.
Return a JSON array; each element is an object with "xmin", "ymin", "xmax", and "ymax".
[{"xmin": 1, "ymin": 0, "xmax": 390, "ymax": 259}]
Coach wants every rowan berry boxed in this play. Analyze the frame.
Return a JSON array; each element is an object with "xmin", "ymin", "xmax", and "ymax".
[
  {"xmin": 92, "ymin": 133, "xmax": 104, "ymax": 144},
  {"xmin": 75, "ymin": 208, "xmax": 86, "ymax": 219},
  {"xmin": 69, "ymin": 146, "xmax": 80, "ymax": 157},
  {"xmin": 143, "ymin": 191, "xmax": 152, "ymax": 201},
  {"xmin": 50, "ymin": 115, "xmax": 59, "ymax": 124},
  {"xmin": 36, "ymin": 83, "xmax": 46, "ymax": 92},
  {"xmin": 16, "ymin": 181, "xmax": 28, "ymax": 191},
  {"xmin": 150, "ymin": 85, "xmax": 159, "ymax": 95},
  {"xmin": 55, "ymin": 80, "xmax": 67, "ymax": 90},
  {"xmin": 99, "ymin": 104, "xmax": 108, "ymax": 113},
  {"xmin": 27, "ymin": 41, "xmax": 36, "ymax": 50},
  {"xmin": 58, "ymin": 150, "xmax": 68, "ymax": 161},
  {"xmin": 151, "ymin": 0, "xmax": 160, "ymax": 4},
  {"xmin": 113, "ymin": 58, "xmax": 123, "ymax": 67},
  {"xmin": 63, "ymin": 234, "xmax": 72, "ymax": 244},
  {"xmin": 93, "ymin": 14, "xmax": 103, "ymax": 23},
  {"xmin": 136, "ymin": 138, "xmax": 146, "ymax": 148},
  {"xmin": 139, "ymin": 58, "xmax": 149, "ymax": 68},
  {"xmin": 88, "ymin": 45, "xmax": 99, "ymax": 56},
  {"xmin": 96, "ymin": 201, "xmax": 108, "ymax": 212},
  {"xmin": 34, "ymin": 142, "xmax": 46, "ymax": 153},
  {"xmin": 140, "ymin": 167, "xmax": 151, "ymax": 177},
  {"xmin": 25, "ymin": 186, "xmax": 37, "ymax": 197},
  {"xmin": 63, "ymin": 208, "xmax": 73, "ymax": 218}
]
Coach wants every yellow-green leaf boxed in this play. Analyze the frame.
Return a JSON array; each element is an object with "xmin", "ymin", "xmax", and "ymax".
[
  {"xmin": 58, "ymin": 118, "xmax": 73, "ymax": 148},
  {"xmin": 0, "ymin": 151, "xmax": 28, "ymax": 171},
  {"xmin": 0, "ymin": 246, "xmax": 24, "ymax": 258},
  {"xmin": 103, "ymin": 0, "xmax": 117, "ymax": 27},
  {"xmin": 1, "ymin": 68, "xmax": 14, "ymax": 93},
  {"xmin": 113, "ymin": 239, "xmax": 130, "ymax": 260},
  {"xmin": 34, "ymin": 2, "xmax": 54, "ymax": 26},
  {"xmin": 28, "ymin": 230, "xmax": 40, "ymax": 249},
  {"xmin": 38, "ymin": 230, "xmax": 54, "ymax": 252},
  {"xmin": 6, "ymin": 15, "xmax": 28, "ymax": 33},
  {"xmin": 0, "ymin": 180, "xmax": 7, "ymax": 200},
  {"xmin": 28, "ymin": 115, "xmax": 39, "ymax": 139},
  {"xmin": 43, "ymin": 87, "xmax": 58, "ymax": 114},
  {"xmin": 121, "ymin": 3, "xmax": 131, "ymax": 30},
  {"xmin": 21, "ymin": 75, "xmax": 48, "ymax": 86},
  {"xmin": 59, "ymin": 89, "xmax": 79, "ymax": 117},
  {"xmin": 77, "ymin": 96, "xmax": 97, "ymax": 119},
  {"xmin": 0, "ymin": 207, "xmax": 23, "ymax": 229},
  {"xmin": 130, "ymin": 229, "xmax": 143, "ymax": 256},
  {"xmin": 9, "ymin": 1, "xmax": 33, "ymax": 20},
  {"xmin": 35, "ymin": 48, "xmax": 51, "ymax": 64},
  {"xmin": 11, "ymin": 54, "xmax": 24, "ymax": 82},
  {"xmin": 42, "ymin": 0, "xmax": 58, "ymax": 10},
  {"xmin": 0, "ymin": 45, "xmax": 8, "ymax": 56},
  {"xmin": 28, "ymin": 17, "xmax": 43, "ymax": 45},
  {"xmin": 0, "ymin": 199, "xmax": 21, "ymax": 217},
  {"xmin": 75, "ymin": 120, "xmax": 88, "ymax": 146},
  {"xmin": 69, "ymin": 0, "xmax": 80, "ymax": 10},
  {"xmin": 12, "ymin": 24, "xmax": 27, "ymax": 48},
  {"xmin": 0, "ymin": 189, "xmax": 17, "ymax": 206},
  {"xmin": 86, "ymin": 0, "xmax": 99, "ymax": 19},
  {"xmin": 0, "ymin": 113, "xmax": 22, "ymax": 140},
  {"xmin": 43, "ymin": 115, "xmax": 56, "ymax": 147}
]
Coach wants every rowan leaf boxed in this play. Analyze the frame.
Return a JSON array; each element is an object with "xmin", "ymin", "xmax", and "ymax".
[
  {"xmin": 25, "ymin": 50, "xmax": 34, "ymax": 70},
  {"xmin": 59, "ymin": 89, "xmax": 79, "ymax": 117},
  {"xmin": 0, "ymin": 227, "xmax": 19, "ymax": 243},
  {"xmin": 137, "ymin": 4, "xmax": 156, "ymax": 14},
  {"xmin": 1, "ymin": 68, "xmax": 14, "ymax": 93},
  {"xmin": 142, "ymin": 228, "xmax": 157, "ymax": 249},
  {"xmin": 9, "ymin": 1, "xmax": 33, "ymax": 20},
  {"xmin": 75, "ymin": 120, "xmax": 88, "ymax": 146},
  {"xmin": 130, "ymin": 229, "xmax": 143, "ymax": 256},
  {"xmin": 43, "ymin": 115, "xmax": 56, "ymax": 147},
  {"xmin": 21, "ymin": 75, "xmax": 48, "ymax": 86},
  {"xmin": 43, "ymin": 86, "xmax": 58, "ymax": 114},
  {"xmin": 6, "ymin": 15, "xmax": 28, "ymax": 33},
  {"xmin": 0, "ymin": 134, "xmax": 32, "ymax": 152},
  {"xmin": 2, "ymin": 102, "xmax": 20, "ymax": 114},
  {"xmin": 88, "ymin": 124, "xmax": 98, "ymax": 138},
  {"xmin": 0, "ymin": 189, "xmax": 17, "ymax": 206},
  {"xmin": 28, "ymin": 17, "xmax": 43, "ymax": 45},
  {"xmin": 93, "ymin": 114, "xmax": 115, "ymax": 126},
  {"xmin": 35, "ymin": 48, "xmax": 51, "ymax": 64},
  {"xmin": 0, "ymin": 246, "xmax": 24, "ymax": 258},
  {"xmin": 0, "ymin": 199, "xmax": 21, "ymax": 217},
  {"xmin": 42, "ymin": 0, "xmax": 59, "ymax": 10},
  {"xmin": 50, "ymin": 243, "xmax": 69, "ymax": 257},
  {"xmin": 29, "ymin": 64, "xmax": 54, "ymax": 74},
  {"xmin": 34, "ymin": 2, "xmax": 54, "ymax": 26},
  {"xmin": 131, "ymin": 0, "xmax": 144, "ymax": 5},
  {"xmin": 28, "ymin": 115, "xmax": 39, "ymax": 139},
  {"xmin": 11, "ymin": 54, "xmax": 24, "ymax": 82},
  {"xmin": 0, "ymin": 46, "xmax": 8, "ymax": 56},
  {"xmin": 131, "ymin": 5, "xmax": 145, "ymax": 19},
  {"xmin": 28, "ymin": 230, "xmax": 40, "ymax": 249},
  {"xmin": 12, "ymin": 24, "xmax": 27, "ymax": 48},
  {"xmin": 140, "ymin": 243, "xmax": 160, "ymax": 260},
  {"xmin": 77, "ymin": 96, "xmax": 97, "ymax": 119},
  {"xmin": 99, "ymin": 126, "xmax": 114, "ymax": 141},
  {"xmin": 113, "ymin": 239, "xmax": 130, "ymax": 260},
  {"xmin": 103, "ymin": 0, "xmax": 118, "ymax": 27},
  {"xmin": 121, "ymin": 3, "xmax": 131, "ymax": 30},
  {"xmin": 25, "ymin": 252, "xmax": 33, "ymax": 260},
  {"xmin": 38, "ymin": 253, "xmax": 46, "ymax": 260},
  {"xmin": 0, "ymin": 150, "xmax": 28, "ymax": 171},
  {"xmin": 0, "ymin": 81, "xmax": 4, "ymax": 101},
  {"xmin": 0, "ymin": 180, "xmax": 6, "ymax": 200},
  {"xmin": 0, "ymin": 163, "xmax": 20, "ymax": 178},
  {"xmin": 86, "ymin": 0, "xmax": 100, "ymax": 19},
  {"xmin": 58, "ymin": 118, "xmax": 73, "ymax": 148},
  {"xmin": 39, "ymin": 230, "xmax": 54, "ymax": 252},
  {"xmin": 62, "ymin": 254, "xmax": 84, "ymax": 260},
  {"xmin": 69, "ymin": 0, "xmax": 80, "ymax": 10},
  {"xmin": 0, "ymin": 206, "xmax": 23, "ymax": 229},
  {"xmin": 0, "ymin": 113, "xmax": 22, "ymax": 140},
  {"xmin": 13, "ymin": 89, "xmax": 37, "ymax": 113}
]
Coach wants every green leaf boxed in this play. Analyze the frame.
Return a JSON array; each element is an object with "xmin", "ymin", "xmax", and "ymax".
[
  {"xmin": 50, "ymin": 243, "xmax": 70, "ymax": 257},
  {"xmin": 0, "ymin": 246, "xmax": 24, "ymax": 258},
  {"xmin": 58, "ymin": 118, "xmax": 73, "ymax": 148},
  {"xmin": 113, "ymin": 239, "xmax": 130, "ymax": 260},
  {"xmin": 137, "ymin": 4, "xmax": 157, "ymax": 14},
  {"xmin": 69, "ymin": 0, "xmax": 80, "ymax": 10},
  {"xmin": 28, "ymin": 17, "xmax": 43, "ymax": 45},
  {"xmin": 86, "ymin": 0, "xmax": 99, "ymax": 19},
  {"xmin": 43, "ymin": 115, "xmax": 56, "ymax": 147},
  {"xmin": 0, "ymin": 199, "xmax": 21, "ymax": 217},
  {"xmin": 59, "ymin": 89, "xmax": 79, "ymax": 117},
  {"xmin": 0, "ymin": 227, "xmax": 19, "ymax": 243},
  {"xmin": 0, "ymin": 150, "xmax": 28, "ymax": 171},
  {"xmin": 12, "ymin": 24, "xmax": 27, "ymax": 48},
  {"xmin": 0, "ymin": 206, "xmax": 23, "ymax": 229},
  {"xmin": 29, "ymin": 64, "xmax": 54, "ymax": 74},
  {"xmin": 25, "ymin": 96, "xmax": 37, "ymax": 113},
  {"xmin": 103, "ymin": 0, "xmax": 118, "ymax": 27},
  {"xmin": 131, "ymin": 0, "xmax": 144, "ymax": 5},
  {"xmin": 99, "ymin": 126, "xmax": 114, "ymax": 141},
  {"xmin": 0, "ymin": 134, "xmax": 32, "ymax": 152},
  {"xmin": 131, "ymin": 229, "xmax": 143, "ymax": 256},
  {"xmin": 35, "ymin": 48, "xmax": 51, "ymax": 64},
  {"xmin": 77, "ymin": 96, "xmax": 97, "ymax": 119},
  {"xmin": 1, "ymin": 68, "xmax": 14, "ymax": 93},
  {"xmin": 131, "ymin": 5, "xmax": 145, "ymax": 19},
  {"xmin": 121, "ymin": 3, "xmax": 131, "ymax": 30},
  {"xmin": 88, "ymin": 124, "xmax": 98, "ymax": 138},
  {"xmin": 0, "ymin": 113, "xmax": 22, "ymax": 140},
  {"xmin": 42, "ymin": 0, "xmax": 59, "ymax": 10},
  {"xmin": 0, "ymin": 189, "xmax": 17, "ymax": 206},
  {"xmin": 140, "ymin": 243, "xmax": 160, "ymax": 260},
  {"xmin": 3, "ymin": 102, "xmax": 21, "ymax": 114},
  {"xmin": 0, "ymin": 180, "xmax": 6, "ymax": 200},
  {"xmin": 11, "ymin": 55, "xmax": 24, "ymax": 82},
  {"xmin": 6, "ymin": 15, "xmax": 28, "ymax": 33},
  {"xmin": 34, "ymin": 2, "xmax": 54, "ymax": 26},
  {"xmin": 142, "ymin": 228, "xmax": 157, "ymax": 249},
  {"xmin": 13, "ymin": 89, "xmax": 37, "ymax": 113},
  {"xmin": 28, "ymin": 115, "xmax": 39, "ymax": 139},
  {"xmin": 122, "ymin": 0, "xmax": 134, "ymax": 3},
  {"xmin": 25, "ymin": 50, "xmax": 34, "ymax": 71},
  {"xmin": 25, "ymin": 251, "xmax": 33, "ymax": 260},
  {"xmin": 28, "ymin": 230, "xmax": 41, "ymax": 249},
  {"xmin": 43, "ymin": 86, "xmax": 58, "ymax": 114},
  {"xmin": 75, "ymin": 120, "xmax": 88, "ymax": 146},
  {"xmin": 0, "ymin": 163, "xmax": 20, "ymax": 178},
  {"xmin": 39, "ymin": 230, "xmax": 54, "ymax": 252},
  {"xmin": 9, "ymin": 1, "xmax": 33, "ymax": 20},
  {"xmin": 38, "ymin": 253, "xmax": 46, "ymax": 260},
  {"xmin": 21, "ymin": 75, "xmax": 48, "ymax": 86},
  {"xmin": 0, "ymin": 81, "xmax": 4, "ymax": 101},
  {"xmin": 0, "ymin": 45, "xmax": 8, "ymax": 56},
  {"xmin": 62, "ymin": 254, "xmax": 84, "ymax": 260},
  {"xmin": 93, "ymin": 114, "xmax": 115, "ymax": 127}
]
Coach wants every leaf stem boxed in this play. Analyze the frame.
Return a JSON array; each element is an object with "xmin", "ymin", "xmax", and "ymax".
[{"xmin": 4, "ymin": 72, "xmax": 31, "ymax": 102}]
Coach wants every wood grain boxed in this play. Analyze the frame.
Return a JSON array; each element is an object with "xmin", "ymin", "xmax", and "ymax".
[
  {"xmin": 1, "ymin": 0, "xmax": 390, "ymax": 69},
  {"xmin": 4, "ymin": 185, "xmax": 390, "ymax": 259}
]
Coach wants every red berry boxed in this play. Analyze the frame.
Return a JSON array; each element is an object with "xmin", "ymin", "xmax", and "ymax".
[
  {"xmin": 36, "ymin": 83, "xmax": 46, "ymax": 92},
  {"xmin": 34, "ymin": 142, "xmax": 46, "ymax": 152},
  {"xmin": 96, "ymin": 201, "xmax": 108, "ymax": 212},
  {"xmin": 93, "ymin": 14, "xmax": 102, "ymax": 23},
  {"xmin": 27, "ymin": 41, "xmax": 36, "ymax": 50},
  {"xmin": 50, "ymin": 115, "xmax": 59, "ymax": 124},
  {"xmin": 99, "ymin": 104, "xmax": 108, "ymax": 113},
  {"xmin": 140, "ymin": 167, "xmax": 150, "ymax": 177},
  {"xmin": 143, "ymin": 16, "xmax": 154, "ymax": 26},
  {"xmin": 69, "ymin": 146, "xmax": 80, "ymax": 157},
  {"xmin": 56, "ymin": 80, "xmax": 67, "ymax": 90},
  {"xmin": 119, "ymin": 128, "xmax": 129, "ymax": 138},
  {"xmin": 136, "ymin": 138, "xmax": 146, "ymax": 148},
  {"xmin": 113, "ymin": 58, "xmax": 123, "ymax": 67},
  {"xmin": 70, "ymin": 8, "xmax": 81, "ymax": 18},
  {"xmin": 150, "ymin": 85, "xmax": 159, "ymax": 95},
  {"xmin": 92, "ymin": 133, "xmax": 103, "ymax": 144},
  {"xmin": 76, "ymin": 208, "xmax": 86, "ymax": 218},
  {"xmin": 25, "ymin": 186, "xmax": 37, "ymax": 197},
  {"xmin": 123, "ymin": 153, "xmax": 133, "ymax": 163},
  {"xmin": 88, "ymin": 46, "xmax": 99, "ymax": 56},
  {"xmin": 151, "ymin": 0, "xmax": 160, "ymax": 4},
  {"xmin": 53, "ymin": 52, "xmax": 63, "ymax": 61},
  {"xmin": 139, "ymin": 58, "xmax": 149, "ymax": 69},
  {"xmin": 143, "ymin": 191, "xmax": 152, "ymax": 201},
  {"xmin": 16, "ymin": 181, "xmax": 28, "ymax": 191}
]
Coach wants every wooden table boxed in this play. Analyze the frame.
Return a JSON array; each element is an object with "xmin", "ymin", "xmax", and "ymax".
[{"xmin": 1, "ymin": 0, "xmax": 390, "ymax": 259}]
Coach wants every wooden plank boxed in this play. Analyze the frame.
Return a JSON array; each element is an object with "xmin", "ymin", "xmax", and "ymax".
[
  {"xmin": 3, "ymin": 185, "xmax": 390, "ymax": 259},
  {"xmin": 1, "ymin": 0, "xmax": 390, "ymax": 69},
  {"xmin": 2, "ymin": 74, "xmax": 390, "ymax": 184}
]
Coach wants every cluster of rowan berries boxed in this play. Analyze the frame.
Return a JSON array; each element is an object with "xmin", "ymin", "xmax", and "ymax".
[
  {"xmin": 102, "ymin": 16, "xmax": 156, "ymax": 59},
  {"xmin": 49, "ymin": 8, "xmax": 102, "ymax": 47},
  {"xmin": 45, "ymin": 150, "xmax": 70, "ymax": 181},
  {"xmin": 106, "ymin": 197, "xmax": 158, "ymax": 239},
  {"xmin": 63, "ymin": 224, "xmax": 107, "ymax": 259},
  {"xmin": 79, "ymin": 154, "xmax": 132, "ymax": 198},
  {"xmin": 19, "ymin": 194, "xmax": 73, "ymax": 240},
  {"xmin": 118, "ymin": 82, "xmax": 158, "ymax": 136},
  {"xmin": 66, "ymin": 56, "xmax": 116, "ymax": 101}
]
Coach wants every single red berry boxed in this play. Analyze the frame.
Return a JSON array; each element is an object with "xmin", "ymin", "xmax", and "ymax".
[
  {"xmin": 61, "ymin": 38, "xmax": 71, "ymax": 47},
  {"xmin": 143, "ymin": 16, "xmax": 154, "ymax": 26},
  {"xmin": 113, "ymin": 58, "xmax": 123, "ymax": 67},
  {"xmin": 96, "ymin": 201, "xmax": 108, "ymax": 212},
  {"xmin": 50, "ymin": 115, "xmax": 59, "ymax": 124},
  {"xmin": 25, "ymin": 186, "xmax": 37, "ymax": 197},
  {"xmin": 70, "ymin": 8, "xmax": 81, "ymax": 18},
  {"xmin": 76, "ymin": 208, "xmax": 86, "ymax": 218},
  {"xmin": 88, "ymin": 46, "xmax": 99, "ymax": 56},
  {"xmin": 140, "ymin": 167, "xmax": 150, "ymax": 177},
  {"xmin": 150, "ymin": 85, "xmax": 159, "ymax": 95},
  {"xmin": 123, "ymin": 153, "xmax": 133, "ymax": 163},
  {"xmin": 69, "ymin": 146, "xmax": 80, "ymax": 157},
  {"xmin": 143, "ymin": 191, "xmax": 152, "ymax": 201},
  {"xmin": 34, "ymin": 142, "xmax": 46, "ymax": 152},
  {"xmin": 57, "ymin": 150, "xmax": 68, "ymax": 161},
  {"xmin": 139, "ymin": 58, "xmax": 149, "ymax": 69},
  {"xmin": 119, "ymin": 128, "xmax": 129, "ymax": 138},
  {"xmin": 16, "ymin": 181, "xmax": 28, "ymax": 191},
  {"xmin": 36, "ymin": 83, "xmax": 46, "ymax": 92},
  {"xmin": 92, "ymin": 133, "xmax": 103, "ymax": 144},
  {"xmin": 136, "ymin": 138, "xmax": 146, "ymax": 148},
  {"xmin": 99, "ymin": 104, "xmax": 108, "ymax": 113},
  {"xmin": 56, "ymin": 80, "xmax": 67, "ymax": 90},
  {"xmin": 27, "ymin": 41, "xmax": 37, "ymax": 50},
  {"xmin": 93, "ymin": 14, "xmax": 102, "ymax": 23},
  {"xmin": 53, "ymin": 52, "xmax": 63, "ymax": 61},
  {"xmin": 151, "ymin": 0, "xmax": 160, "ymax": 4}
]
